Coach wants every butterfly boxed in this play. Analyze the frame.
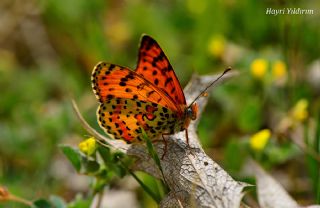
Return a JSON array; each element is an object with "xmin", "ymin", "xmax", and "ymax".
[{"xmin": 92, "ymin": 35, "xmax": 229, "ymax": 145}]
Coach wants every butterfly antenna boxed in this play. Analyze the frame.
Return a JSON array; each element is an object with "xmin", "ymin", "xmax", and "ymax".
[{"xmin": 188, "ymin": 67, "xmax": 232, "ymax": 107}]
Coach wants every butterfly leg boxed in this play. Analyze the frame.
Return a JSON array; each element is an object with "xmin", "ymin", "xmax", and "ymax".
[
  {"xmin": 185, "ymin": 129, "xmax": 196, "ymax": 157},
  {"xmin": 161, "ymin": 134, "xmax": 169, "ymax": 159},
  {"xmin": 151, "ymin": 134, "xmax": 169, "ymax": 159},
  {"xmin": 185, "ymin": 129, "xmax": 190, "ymax": 147}
]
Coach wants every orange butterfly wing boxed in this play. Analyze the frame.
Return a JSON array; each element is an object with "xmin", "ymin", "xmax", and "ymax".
[
  {"xmin": 96, "ymin": 99, "xmax": 179, "ymax": 143},
  {"xmin": 92, "ymin": 62, "xmax": 180, "ymax": 112},
  {"xmin": 135, "ymin": 35, "xmax": 186, "ymax": 106},
  {"xmin": 91, "ymin": 62, "xmax": 183, "ymax": 143}
]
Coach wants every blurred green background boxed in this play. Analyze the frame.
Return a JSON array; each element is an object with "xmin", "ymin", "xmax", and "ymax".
[{"xmin": 0, "ymin": 0, "xmax": 319, "ymax": 207}]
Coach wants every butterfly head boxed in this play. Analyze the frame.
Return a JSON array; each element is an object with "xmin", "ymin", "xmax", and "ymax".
[
  {"xmin": 186, "ymin": 103, "xmax": 198, "ymax": 121},
  {"xmin": 181, "ymin": 103, "xmax": 198, "ymax": 130}
]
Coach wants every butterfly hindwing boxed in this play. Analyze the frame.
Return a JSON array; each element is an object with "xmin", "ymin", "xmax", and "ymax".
[
  {"xmin": 97, "ymin": 98, "xmax": 178, "ymax": 143},
  {"xmin": 136, "ymin": 35, "xmax": 186, "ymax": 106}
]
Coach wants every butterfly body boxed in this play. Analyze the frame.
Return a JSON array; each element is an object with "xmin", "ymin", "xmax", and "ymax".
[{"xmin": 92, "ymin": 36, "xmax": 198, "ymax": 144}]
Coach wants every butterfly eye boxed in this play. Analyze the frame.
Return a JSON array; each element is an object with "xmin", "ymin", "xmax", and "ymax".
[
  {"xmin": 186, "ymin": 103, "xmax": 198, "ymax": 120},
  {"xmin": 186, "ymin": 108, "xmax": 192, "ymax": 117}
]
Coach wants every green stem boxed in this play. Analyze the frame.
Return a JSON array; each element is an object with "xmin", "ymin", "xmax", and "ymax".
[
  {"xmin": 95, "ymin": 188, "xmax": 104, "ymax": 208},
  {"xmin": 116, "ymin": 156, "xmax": 161, "ymax": 203},
  {"xmin": 128, "ymin": 171, "xmax": 161, "ymax": 203}
]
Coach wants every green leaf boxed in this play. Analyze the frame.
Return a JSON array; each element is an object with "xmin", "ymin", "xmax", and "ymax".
[
  {"xmin": 141, "ymin": 129, "xmax": 162, "ymax": 172},
  {"xmin": 67, "ymin": 195, "xmax": 93, "ymax": 208},
  {"xmin": 97, "ymin": 145, "xmax": 111, "ymax": 164},
  {"xmin": 33, "ymin": 199, "xmax": 52, "ymax": 208},
  {"xmin": 49, "ymin": 195, "xmax": 66, "ymax": 208},
  {"xmin": 92, "ymin": 177, "xmax": 109, "ymax": 193},
  {"xmin": 112, "ymin": 164, "xmax": 126, "ymax": 177},
  {"xmin": 129, "ymin": 171, "xmax": 161, "ymax": 203},
  {"xmin": 140, "ymin": 129, "xmax": 169, "ymax": 187},
  {"xmin": 112, "ymin": 151, "xmax": 125, "ymax": 162},
  {"xmin": 82, "ymin": 158, "xmax": 100, "ymax": 174},
  {"xmin": 60, "ymin": 145, "xmax": 82, "ymax": 172}
]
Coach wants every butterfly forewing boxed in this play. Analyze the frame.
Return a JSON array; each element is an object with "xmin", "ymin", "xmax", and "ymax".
[
  {"xmin": 92, "ymin": 62, "xmax": 179, "ymax": 111},
  {"xmin": 136, "ymin": 35, "xmax": 186, "ymax": 106}
]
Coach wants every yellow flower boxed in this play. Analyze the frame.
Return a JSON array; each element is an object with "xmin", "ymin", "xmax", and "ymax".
[
  {"xmin": 272, "ymin": 60, "xmax": 287, "ymax": 80},
  {"xmin": 79, "ymin": 137, "xmax": 97, "ymax": 156},
  {"xmin": 250, "ymin": 58, "xmax": 268, "ymax": 79},
  {"xmin": 208, "ymin": 35, "xmax": 226, "ymax": 58},
  {"xmin": 291, "ymin": 99, "xmax": 308, "ymax": 122},
  {"xmin": 250, "ymin": 129, "xmax": 271, "ymax": 151}
]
